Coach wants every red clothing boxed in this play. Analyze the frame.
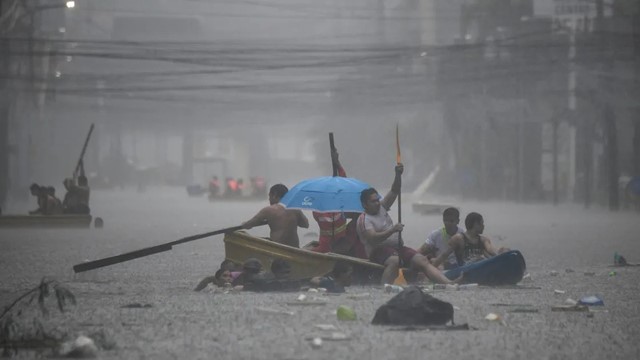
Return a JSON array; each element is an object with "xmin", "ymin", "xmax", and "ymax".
[
  {"xmin": 227, "ymin": 179, "xmax": 238, "ymax": 191},
  {"xmin": 310, "ymin": 165, "xmax": 367, "ymax": 259}
]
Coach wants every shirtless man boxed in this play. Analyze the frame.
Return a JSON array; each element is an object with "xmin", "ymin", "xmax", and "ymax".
[
  {"xmin": 29, "ymin": 183, "xmax": 61, "ymax": 215},
  {"xmin": 242, "ymin": 184, "xmax": 309, "ymax": 248},
  {"xmin": 432, "ymin": 212, "xmax": 507, "ymax": 267}
]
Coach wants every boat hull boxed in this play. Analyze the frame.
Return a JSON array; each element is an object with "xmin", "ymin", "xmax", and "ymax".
[
  {"xmin": 444, "ymin": 250, "xmax": 527, "ymax": 286},
  {"xmin": 223, "ymin": 231, "xmax": 384, "ymax": 284},
  {"xmin": 0, "ymin": 215, "xmax": 93, "ymax": 229}
]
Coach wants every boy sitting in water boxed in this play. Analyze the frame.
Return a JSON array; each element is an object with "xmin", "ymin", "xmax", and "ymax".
[
  {"xmin": 309, "ymin": 261, "xmax": 353, "ymax": 293},
  {"xmin": 193, "ymin": 259, "xmax": 242, "ymax": 291}
]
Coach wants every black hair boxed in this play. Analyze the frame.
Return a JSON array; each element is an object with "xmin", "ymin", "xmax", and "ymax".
[
  {"xmin": 442, "ymin": 207, "xmax": 459, "ymax": 219},
  {"xmin": 47, "ymin": 186, "xmax": 55, "ymax": 195},
  {"xmin": 243, "ymin": 258, "xmax": 263, "ymax": 274},
  {"xmin": 360, "ymin": 188, "xmax": 378, "ymax": 205},
  {"xmin": 331, "ymin": 261, "xmax": 352, "ymax": 277},
  {"xmin": 465, "ymin": 212, "xmax": 483, "ymax": 230},
  {"xmin": 30, "ymin": 183, "xmax": 40, "ymax": 192},
  {"xmin": 214, "ymin": 268, "xmax": 227, "ymax": 281},
  {"xmin": 271, "ymin": 259, "xmax": 291, "ymax": 275},
  {"xmin": 269, "ymin": 184, "xmax": 288, "ymax": 199},
  {"xmin": 220, "ymin": 259, "xmax": 236, "ymax": 271}
]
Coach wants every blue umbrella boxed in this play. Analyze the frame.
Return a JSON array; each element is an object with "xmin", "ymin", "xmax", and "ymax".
[{"xmin": 280, "ymin": 176, "xmax": 371, "ymax": 213}]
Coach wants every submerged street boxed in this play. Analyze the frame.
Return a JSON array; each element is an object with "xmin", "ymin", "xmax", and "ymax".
[{"xmin": 1, "ymin": 188, "xmax": 639, "ymax": 359}]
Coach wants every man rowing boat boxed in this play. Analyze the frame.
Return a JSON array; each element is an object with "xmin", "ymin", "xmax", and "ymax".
[
  {"xmin": 242, "ymin": 184, "xmax": 309, "ymax": 248},
  {"xmin": 357, "ymin": 164, "xmax": 461, "ymax": 285}
]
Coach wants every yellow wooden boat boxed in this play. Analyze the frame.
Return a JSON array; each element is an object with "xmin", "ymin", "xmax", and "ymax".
[
  {"xmin": 0, "ymin": 214, "xmax": 93, "ymax": 228},
  {"xmin": 224, "ymin": 231, "xmax": 384, "ymax": 284}
]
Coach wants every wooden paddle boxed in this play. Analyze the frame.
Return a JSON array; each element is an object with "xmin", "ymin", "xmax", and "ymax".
[
  {"xmin": 329, "ymin": 132, "xmax": 337, "ymax": 177},
  {"xmin": 394, "ymin": 123, "xmax": 408, "ymax": 286},
  {"xmin": 73, "ymin": 123, "xmax": 94, "ymax": 179},
  {"xmin": 72, "ymin": 224, "xmax": 260, "ymax": 273},
  {"xmin": 396, "ymin": 123, "xmax": 402, "ymax": 234}
]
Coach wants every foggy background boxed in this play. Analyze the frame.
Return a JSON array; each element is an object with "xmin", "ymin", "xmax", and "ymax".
[{"xmin": 1, "ymin": 0, "xmax": 639, "ymax": 210}]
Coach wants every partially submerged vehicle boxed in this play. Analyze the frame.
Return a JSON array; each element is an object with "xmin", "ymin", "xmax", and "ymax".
[{"xmin": 0, "ymin": 214, "xmax": 96, "ymax": 229}]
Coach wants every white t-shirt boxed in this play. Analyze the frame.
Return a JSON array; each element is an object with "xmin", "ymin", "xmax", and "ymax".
[
  {"xmin": 357, "ymin": 206, "xmax": 400, "ymax": 257},
  {"xmin": 425, "ymin": 226, "xmax": 464, "ymax": 266}
]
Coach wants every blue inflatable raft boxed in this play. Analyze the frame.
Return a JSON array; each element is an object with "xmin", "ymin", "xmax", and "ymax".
[{"xmin": 444, "ymin": 250, "xmax": 526, "ymax": 286}]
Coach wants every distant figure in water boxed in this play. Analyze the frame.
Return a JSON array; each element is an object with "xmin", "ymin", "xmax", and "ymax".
[
  {"xmin": 46, "ymin": 186, "xmax": 64, "ymax": 215},
  {"xmin": 242, "ymin": 184, "xmax": 309, "ymax": 248},
  {"xmin": 208, "ymin": 176, "xmax": 221, "ymax": 199},
  {"xmin": 29, "ymin": 183, "xmax": 60, "ymax": 215},
  {"xmin": 62, "ymin": 161, "xmax": 91, "ymax": 215},
  {"xmin": 431, "ymin": 212, "xmax": 509, "ymax": 268}
]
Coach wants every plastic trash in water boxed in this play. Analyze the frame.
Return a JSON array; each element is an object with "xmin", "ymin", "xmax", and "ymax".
[
  {"xmin": 310, "ymin": 337, "xmax": 323, "ymax": 348},
  {"xmin": 58, "ymin": 335, "xmax": 98, "ymax": 358},
  {"xmin": 608, "ymin": 271, "xmax": 617, "ymax": 277},
  {"xmin": 336, "ymin": 305, "xmax": 357, "ymax": 321},
  {"xmin": 297, "ymin": 294, "xmax": 307, "ymax": 301},
  {"xmin": 384, "ymin": 284, "xmax": 404, "ymax": 294},
  {"xmin": 485, "ymin": 313, "xmax": 501, "ymax": 321},
  {"xmin": 565, "ymin": 298, "xmax": 578, "ymax": 305},
  {"xmin": 578, "ymin": 296, "xmax": 604, "ymax": 306},
  {"xmin": 393, "ymin": 269, "xmax": 408, "ymax": 286},
  {"xmin": 554, "ymin": 289, "xmax": 566, "ymax": 294},
  {"xmin": 549, "ymin": 271, "xmax": 559, "ymax": 276}
]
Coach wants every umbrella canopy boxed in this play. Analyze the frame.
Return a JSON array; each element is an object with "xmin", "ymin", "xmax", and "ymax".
[{"xmin": 280, "ymin": 176, "xmax": 371, "ymax": 213}]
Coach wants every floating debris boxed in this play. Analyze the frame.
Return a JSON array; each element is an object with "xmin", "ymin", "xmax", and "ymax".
[
  {"xmin": 58, "ymin": 335, "xmax": 98, "ymax": 358},
  {"xmin": 491, "ymin": 303, "xmax": 535, "ymax": 307},
  {"xmin": 286, "ymin": 301, "xmax": 327, "ymax": 306},
  {"xmin": 314, "ymin": 324, "xmax": 338, "ymax": 331},
  {"xmin": 578, "ymin": 296, "xmax": 604, "ymax": 306},
  {"xmin": 509, "ymin": 308, "xmax": 539, "ymax": 313},
  {"xmin": 310, "ymin": 337, "xmax": 322, "ymax": 348},
  {"xmin": 336, "ymin": 305, "xmax": 357, "ymax": 321},
  {"xmin": 120, "ymin": 303, "xmax": 152, "ymax": 309},
  {"xmin": 389, "ymin": 324, "xmax": 472, "ymax": 331},
  {"xmin": 256, "ymin": 307, "xmax": 295, "ymax": 316},
  {"xmin": 551, "ymin": 304, "xmax": 588, "ymax": 312}
]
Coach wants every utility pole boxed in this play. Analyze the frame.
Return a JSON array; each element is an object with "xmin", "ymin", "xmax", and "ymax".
[
  {"xmin": 0, "ymin": 0, "xmax": 12, "ymax": 208},
  {"xmin": 595, "ymin": 0, "xmax": 619, "ymax": 211},
  {"xmin": 553, "ymin": 117, "xmax": 559, "ymax": 206}
]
